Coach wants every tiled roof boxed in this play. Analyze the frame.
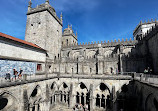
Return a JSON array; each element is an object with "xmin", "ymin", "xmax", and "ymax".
[{"xmin": 0, "ymin": 32, "xmax": 45, "ymax": 51}]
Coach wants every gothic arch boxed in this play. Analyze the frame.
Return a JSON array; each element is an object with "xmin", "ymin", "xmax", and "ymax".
[
  {"xmin": 0, "ymin": 91, "xmax": 19, "ymax": 111},
  {"xmin": 59, "ymin": 82, "xmax": 69, "ymax": 91},
  {"xmin": 104, "ymin": 50, "xmax": 113, "ymax": 58},
  {"xmin": 29, "ymin": 85, "xmax": 43, "ymax": 105},
  {"xmin": 75, "ymin": 82, "xmax": 88, "ymax": 95},
  {"xmin": 72, "ymin": 51, "xmax": 80, "ymax": 59},
  {"xmin": 86, "ymin": 50, "xmax": 96, "ymax": 59},
  {"xmin": 94, "ymin": 83, "xmax": 110, "ymax": 98},
  {"xmin": 29, "ymin": 85, "xmax": 43, "ymax": 98},
  {"xmin": 50, "ymin": 82, "xmax": 58, "ymax": 94},
  {"xmin": 94, "ymin": 82, "xmax": 111, "ymax": 93}
]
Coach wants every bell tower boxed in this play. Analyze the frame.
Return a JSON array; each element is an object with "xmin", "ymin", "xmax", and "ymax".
[{"xmin": 25, "ymin": 0, "xmax": 63, "ymax": 60}]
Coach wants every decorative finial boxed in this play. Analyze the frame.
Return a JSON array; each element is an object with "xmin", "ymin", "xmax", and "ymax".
[
  {"xmin": 68, "ymin": 24, "xmax": 70, "ymax": 28},
  {"xmin": 76, "ymin": 31, "xmax": 78, "ymax": 37},
  {"xmin": 28, "ymin": 0, "xmax": 32, "ymax": 11},
  {"xmin": 46, "ymin": 0, "xmax": 49, "ymax": 4},
  {"xmin": 140, "ymin": 20, "xmax": 142, "ymax": 25},
  {"xmin": 151, "ymin": 18, "xmax": 153, "ymax": 22},
  {"xmin": 155, "ymin": 18, "xmax": 157, "ymax": 22},
  {"xmin": 28, "ymin": 0, "xmax": 32, "ymax": 7}
]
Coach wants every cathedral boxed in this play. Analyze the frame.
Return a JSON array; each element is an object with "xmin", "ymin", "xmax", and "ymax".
[{"xmin": 0, "ymin": 0, "xmax": 158, "ymax": 111}]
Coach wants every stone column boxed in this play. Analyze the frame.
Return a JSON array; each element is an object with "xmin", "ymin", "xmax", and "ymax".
[
  {"xmin": 29, "ymin": 106, "xmax": 33, "ymax": 111},
  {"xmin": 99, "ymin": 97, "xmax": 101, "ymax": 108},
  {"xmin": 35, "ymin": 104, "xmax": 38, "ymax": 111},
  {"xmin": 104, "ymin": 97, "xmax": 107, "ymax": 109},
  {"xmin": 84, "ymin": 95, "xmax": 86, "ymax": 105},
  {"xmin": 39, "ymin": 102, "xmax": 43, "ymax": 111},
  {"xmin": 69, "ymin": 83, "xmax": 74, "ymax": 108},
  {"xmin": 78, "ymin": 56, "xmax": 84, "ymax": 74},
  {"xmin": 99, "ymin": 61, "xmax": 103, "ymax": 74},
  {"xmin": 90, "ymin": 84, "xmax": 94, "ymax": 111},
  {"xmin": 79, "ymin": 95, "xmax": 81, "ymax": 104},
  {"xmin": 52, "ymin": 95, "xmax": 54, "ymax": 103},
  {"xmin": 120, "ymin": 54, "xmax": 123, "ymax": 73},
  {"xmin": 66, "ymin": 93, "xmax": 69, "ymax": 103},
  {"xmin": 56, "ymin": 92, "xmax": 60, "ymax": 103},
  {"xmin": 119, "ymin": 44, "xmax": 123, "ymax": 74},
  {"xmin": 92, "ymin": 97, "xmax": 96, "ymax": 110},
  {"xmin": 97, "ymin": 55, "xmax": 103, "ymax": 74},
  {"xmin": 61, "ymin": 93, "xmax": 64, "ymax": 102}
]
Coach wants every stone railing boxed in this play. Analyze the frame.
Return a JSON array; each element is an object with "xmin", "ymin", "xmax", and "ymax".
[
  {"xmin": 0, "ymin": 72, "xmax": 135, "ymax": 87},
  {"xmin": 134, "ymin": 73, "xmax": 158, "ymax": 85},
  {"xmin": 0, "ymin": 73, "xmax": 58, "ymax": 88}
]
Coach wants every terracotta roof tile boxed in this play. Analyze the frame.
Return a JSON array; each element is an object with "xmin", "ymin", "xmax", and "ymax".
[{"xmin": 0, "ymin": 32, "xmax": 45, "ymax": 51}]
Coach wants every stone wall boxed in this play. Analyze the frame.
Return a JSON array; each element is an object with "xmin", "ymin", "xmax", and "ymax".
[
  {"xmin": 0, "ymin": 75, "xmax": 132, "ymax": 111},
  {"xmin": 0, "ymin": 39, "xmax": 46, "ymax": 63}
]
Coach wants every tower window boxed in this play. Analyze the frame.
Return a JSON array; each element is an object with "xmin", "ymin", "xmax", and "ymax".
[
  {"xmin": 37, "ymin": 64, "xmax": 42, "ymax": 71},
  {"xmin": 67, "ymin": 39, "xmax": 68, "ymax": 46},
  {"xmin": 31, "ymin": 24, "xmax": 33, "ymax": 26},
  {"xmin": 38, "ymin": 22, "xmax": 41, "ymax": 24}
]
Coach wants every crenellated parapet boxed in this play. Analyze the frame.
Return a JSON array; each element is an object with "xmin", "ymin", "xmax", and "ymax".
[
  {"xmin": 62, "ymin": 38, "xmax": 137, "ymax": 49},
  {"xmin": 27, "ymin": 0, "xmax": 62, "ymax": 26},
  {"xmin": 137, "ymin": 23, "xmax": 158, "ymax": 42},
  {"xmin": 133, "ymin": 19, "xmax": 157, "ymax": 34},
  {"xmin": 133, "ymin": 19, "xmax": 158, "ymax": 40}
]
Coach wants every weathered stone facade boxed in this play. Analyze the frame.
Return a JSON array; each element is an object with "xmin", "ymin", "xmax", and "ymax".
[{"xmin": 1, "ymin": 0, "xmax": 158, "ymax": 111}]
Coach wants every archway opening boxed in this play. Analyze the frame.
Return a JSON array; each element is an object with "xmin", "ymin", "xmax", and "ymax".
[
  {"xmin": 81, "ymin": 93, "xmax": 84, "ymax": 105},
  {"xmin": 106, "ymin": 95, "xmax": 111, "ymax": 109},
  {"xmin": 63, "ymin": 83, "xmax": 68, "ymax": 88},
  {"xmin": 96, "ymin": 94, "xmax": 100, "ymax": 107},
  {"xmin": 76, "ymin": 92, "xmax": 79, "ymax": 103},
  {"xmin": 64, "ymin": 92, "xmax": 66, "ymax": 102},
  {"xmin": 32, "ymin": 105, "xmax": 35, "ymax": 111},
  {"xmin": 31, "ymin": 88, "xmax": 37, "ymax": 97},
  {"xmin": 0, "ymin": 98, "xmax": 8, "ymax": 110},
  {"xmin": 80, "ymin": 83, "xmax": 87, "ymax": 89},
  {"xmin": 51, "ymin": 83, "xmax": 54, "ymax": 89},
  {"xmin": 100, "ymin": 83, "xmax": 108, "ymax": 91},
  {"xmin": 60, "ymin": 91, "xmax": 63, "ymax": 102}
]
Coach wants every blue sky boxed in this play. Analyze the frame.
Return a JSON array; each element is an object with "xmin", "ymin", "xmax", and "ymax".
[{"xmin": 0, "ymin": 0, "xmax": 158, "ymax": 43}]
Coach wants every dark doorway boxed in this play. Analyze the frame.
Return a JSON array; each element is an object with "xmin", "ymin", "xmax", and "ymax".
[
  {"xmin": 96, "ymin": 94, "xmax": 100, "ymax": 107},
  {"xmin": 76, "ymin": 92, "xmax": 79, "ymax": 103},
  {"xmin": 96, "ymin": 62, "xmax": 98, "ymax": 74},
  {"xmin": 81, "ymin": 93, "xmax": 84, "ymax": 105}
]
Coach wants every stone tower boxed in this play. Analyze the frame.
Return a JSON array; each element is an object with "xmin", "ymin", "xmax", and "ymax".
[
  {"xmin": 62, "ymin": 25, "xmax": 78, "ymax": 46},
  {"xmin": 133, "ymin": 19, "xmax": 157, "ymax": 40},
  {"xmin": 25, "ymin": 0, "xmax": 63, "ymax": 60}
]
